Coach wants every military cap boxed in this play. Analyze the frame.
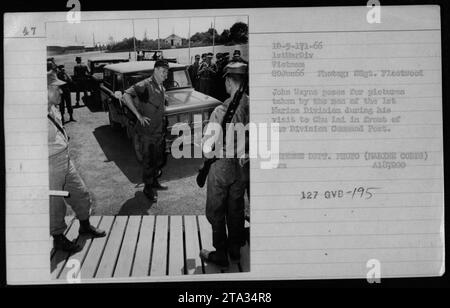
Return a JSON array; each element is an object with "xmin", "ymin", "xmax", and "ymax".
[
  {"xmin": 222, "ymin": 52, "xmax": 230, "ymax": 57},
  {"xmin": 195, "ymin": 54, "xmax": 200, "ymax": 59},
  {"xmin": 75, "ymin": 56, "xmax": 82, "ymax": 62},
  {"xmin": 206, "ymin": 52, "xmax": 214, "ymax": 58},
  {"xmin": 154, "ymin": 59, "xmax": 169, "ymax": 69},
  {"xmin": 216, "ymin": 52, "xmax": 222, "ymax": 59},
  {"xmin": 47, "ymin": 71, "xmax": 66, "ymax": 86},
  {"xmin": 233, "ymin": 50, "xmax": 241, "ymax": 56},
  {"xmin": 223, "ymin": 62, "xmax": 247, "ymax": 77},
  {"xmin": 57, "ymin": 64, "xmax": 65, "ymax": 69}
]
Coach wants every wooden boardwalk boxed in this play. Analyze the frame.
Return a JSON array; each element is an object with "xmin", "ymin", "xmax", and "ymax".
[{"xmin": 51, "ymin": 215, "xmax": 250, "ymax": 280}]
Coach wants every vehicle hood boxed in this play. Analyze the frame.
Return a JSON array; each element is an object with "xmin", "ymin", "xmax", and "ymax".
[{"xmin": 165, "ymin": 89, "xmax": 222, "ymax": 114}]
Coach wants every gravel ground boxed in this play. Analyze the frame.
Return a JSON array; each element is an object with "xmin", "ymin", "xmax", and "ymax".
[{"xmin": 64, "ymin": 94, "xmax": 249, "ymax": 216}]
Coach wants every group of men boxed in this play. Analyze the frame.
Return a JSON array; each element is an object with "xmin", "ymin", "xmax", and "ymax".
[
  {"xmin": 47, "ymin": 56, "xmax": 92, "ymax": 124},
  {"xmin": 48, "ymin": 53, "xmax": 249, "ymax": 268},
  {"xmin": 188, "ymin": 49, "xmax": 248, "ymax": 102},
  {"xmin": 123, "ymin": 58, "xmax": 249, "ymax": 268}
]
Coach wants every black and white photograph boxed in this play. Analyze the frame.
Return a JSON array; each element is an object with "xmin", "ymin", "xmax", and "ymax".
[
  {"xmin": 3, "ymin": 3, "xmax": 447, "ymax": 288},
  {"xmin": 46, "ymin": 13, "xmax": 250, "ymax": 279}
]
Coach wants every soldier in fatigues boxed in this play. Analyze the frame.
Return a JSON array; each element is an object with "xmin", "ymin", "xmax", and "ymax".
[
  {"xmin": 57, "ymin": 65, "xmax": 75, "ymax": 124},
  {"xmin": 214, "ymin": 52, "xmax": 230, "ymax": 101},
  {"xmin": 188, "ymin": 54, "xmax": 201, "ymax": 91},
  {"xmin": 47, "ymin": 71, "xmax": 106, "ymax": 252},
  {"xmin": 122, "ymin": 60, "xmax": 170, "ymax": 202},
  {"xmin": 199, "ymin": 62, "xmax": 249, "ymax": 268},
  {"xmin": 73, "ymin": 56, "xmax": 91, "ymax": 107},
  {"xmin": 198, "ymin": 52, "xmax": 217, "ymax": 96}
]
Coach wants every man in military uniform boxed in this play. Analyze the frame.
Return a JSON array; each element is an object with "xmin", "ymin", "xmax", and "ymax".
[
  {"xmin": 73, "ymin": 56, "xmax": 90, "ymax": 107},
  {"xmin": 188, "ymin": 54, "xmax": 201, "ymax": 91},
  {"xmin": 47, "ymin": 57, "xmax": 58, "ymax": 72},
  {"xmin": 199, "ymin": 62, "xmax": 249, "ymax": 268},
  {"xmin": 198, "ymin": 52, "xmax": 217, "ymax": 96},
  {"xmin": 214, "ymin": 52, "xmax": 230, "ymax": 101},
  {"xmin": 122, "ymin": 60, "xmax": 170, "ymax": 202},
  {"xmin": 230, "ymin": 50, "xmax": 248, "ymax": 64},
  {"xmin": 48, "ymin": 71, "xmax": 106, "ymax": 252},
  {"xmin": 57, "ymin": 65, "xmax": 75, "ymax": 124}
]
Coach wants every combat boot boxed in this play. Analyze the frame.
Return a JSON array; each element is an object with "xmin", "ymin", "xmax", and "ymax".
[
  {"xmin": 199, "ymin": 249, "xmax": 229, "ymax": 269},
  {"xmin": 143, "ymin": 185, "xmax": 157, "ymax": 202},
  {"xmin": 79, "ymin": 219, "xmax": 106, "ymax": 238}
]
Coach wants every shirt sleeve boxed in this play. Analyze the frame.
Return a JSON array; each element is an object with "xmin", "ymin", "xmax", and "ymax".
[
  {"xmin": 125, "ymin": 80, "xmax": 147, "ymax": 101},
  {"xmin": 210, "ymin": 64, "xmax": 217, "ymax": 75},
  {"xmin": 232, "ymin": 96, "xmax": 250, "ymax": 159}
]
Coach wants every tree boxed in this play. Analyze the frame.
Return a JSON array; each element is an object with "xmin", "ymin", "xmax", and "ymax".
[
  {"xmin": 218, "ymin": 29, "xmax": 230, "ymax": 44},
  {"xmin": 229, "ymin": 22, "xmax": 248, "ymax": 43},
  {"xmin": 143, "ymin": 30, "xmax": 148, "ymax": 41}
]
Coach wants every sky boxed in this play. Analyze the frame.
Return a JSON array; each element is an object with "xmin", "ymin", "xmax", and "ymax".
[{"xmin": 46, "ymin": 15, "xmax": 248, "ymax": 46}]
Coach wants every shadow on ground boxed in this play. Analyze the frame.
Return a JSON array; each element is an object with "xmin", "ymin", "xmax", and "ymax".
[
  {"xmin": 93, "ymin": 125, "xmax": 142, "ymax": 183},
  {"xmin": 50, "ymin": 234, "xmax": 91, "ymax": 275},
  {"xmin": 71, "ymin": 93, "xmax": 103, "ymax": 112},
  {"xmin": 117, "ymin": 191, "xmax": 156, "ymax": 215},
  {"xmin": 94, "ymin": 125, "xmax": 203, "ymax": 184}
]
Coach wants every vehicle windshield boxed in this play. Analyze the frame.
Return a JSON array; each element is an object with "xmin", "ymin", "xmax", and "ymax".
[
  {"xmin": 92, "ymin": 60, "xmax": 128, "ymax": 74},
  {"xmin": 91, "ymin": 62, "xmax": 109, "ymax": 74},
  {"xmin": 164, "ymin": 68, "xmax": 191, "ymax": 89},
  {"xmin": 143, "ymin": 51, "xmax": 162, "ymax": 61},
  {"xmin": 123, "ymin": 68, "xmax": 192, "ymax": 91}
]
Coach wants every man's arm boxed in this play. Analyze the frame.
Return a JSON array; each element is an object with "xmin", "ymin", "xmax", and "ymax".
[
  {"xmin": 198, "ymin": 63, "xmax": 206, "ymax": 75},
  {"xmin": 208, "ymin": 64, "xmax": 217, "ymax": 75},
  {"xmin": 65, "ymin": 72, "xmax": 72, "ymax": 83},
  {"xmin": 122, "ymin": 92, "xmax": 151, "ymax": 126}
]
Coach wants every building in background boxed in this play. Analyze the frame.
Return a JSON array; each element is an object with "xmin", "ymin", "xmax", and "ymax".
[{"xmin": 164, "ymin": 34, "xmax": 183, "ymax": 48}]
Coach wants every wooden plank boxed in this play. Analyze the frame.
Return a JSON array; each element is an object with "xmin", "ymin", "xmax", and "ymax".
[
  {"xmin": 131, "ymin": 216, "xmax": 154, "ymax": 277},
  {"xmin": 184, "ymin": 216, "xmax": 203, "ymax": 275},
  {"xmin": 149, "ymin": 215, "xmax": 168, "ymax": 277},
  {"xmin": 168, "ymin": 216, "xmax": 184, "ymax": 276},
  {"xmin": 197, "ymin": 215, "xmax": 222, "ymax": 274},
  {"xmin": 113, "ymin": 216, "xmax": 141, "ymax": 278},
  {"xmin": 95, "ymin": 216, "xmax": 128, "ymax": 278},
  {"xmin": 52, "ymin": 219, "xmax": 80, "ymax": 279},
  {"xmin": 80, "ymin": 216, "xmax": 114, "ymax": 278},
  {"xmin": 58, "ymin": 216, "xmax": 101, "ymax": 280}
]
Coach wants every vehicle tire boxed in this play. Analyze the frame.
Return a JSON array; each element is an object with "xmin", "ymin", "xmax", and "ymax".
[
  {"xmin": 132, "ymin": 132, "xmax": 143, "ymax": 163},
  {"xmin": 108, "ymin": 111, "xmax": 121, "ymax": 130}
]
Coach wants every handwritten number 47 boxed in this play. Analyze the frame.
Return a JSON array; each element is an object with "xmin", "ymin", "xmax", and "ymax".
[{"xmin": 23, "ymin": 27, "xmax": 36, "ymax": 36}]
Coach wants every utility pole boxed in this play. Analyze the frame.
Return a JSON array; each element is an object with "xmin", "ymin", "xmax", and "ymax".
[
  {"xmin": 157, "ymin": 18, "xmax": 160, "ymax": 50},
  {"xmin": 132, "ymin": 19, "xmax": 136, "ymax": 60},
  {"xmin": 188, "ymin": 18, "xmax": 191, "ymax": 63},
  {"xmin": 212, "ymin": 17, "xmax": 216, "ymax": 54}
]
